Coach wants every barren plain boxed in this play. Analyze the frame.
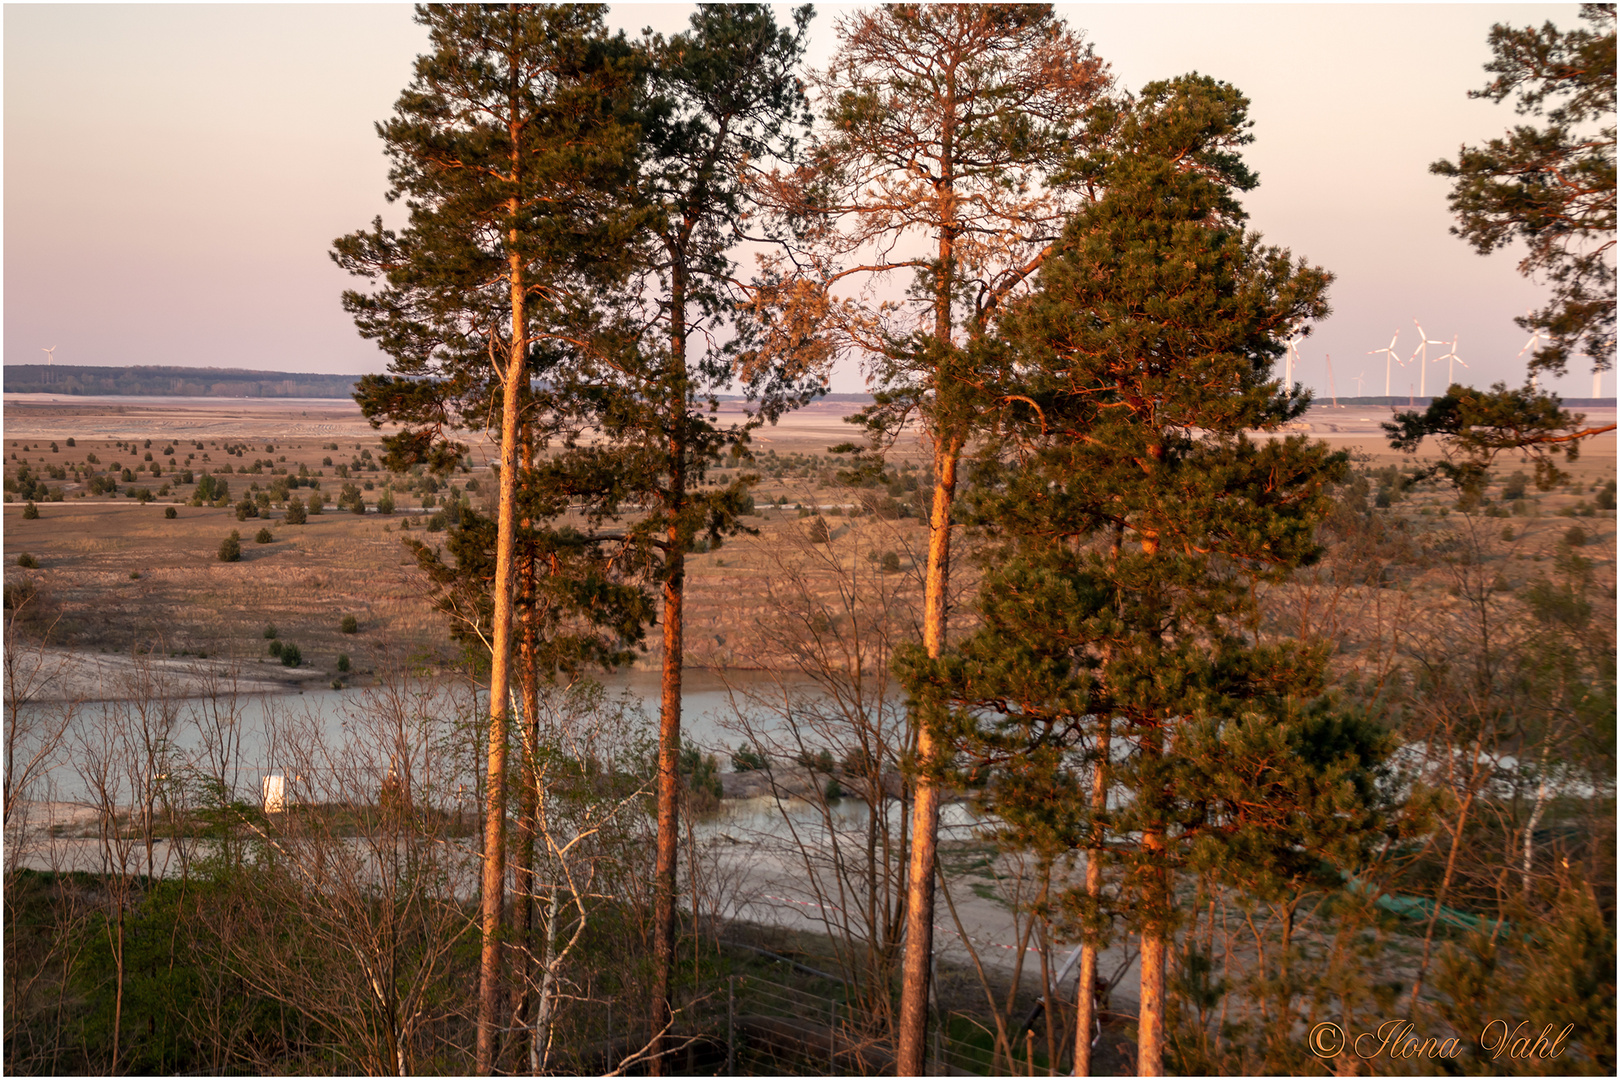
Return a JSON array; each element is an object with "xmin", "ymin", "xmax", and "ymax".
[{"xmin": 3, "ymin": 393, "xmax": 1614, "ymax": 690}]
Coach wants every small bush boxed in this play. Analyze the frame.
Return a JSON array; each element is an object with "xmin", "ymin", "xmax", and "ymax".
[
  {"xmin": 336, "ymin": 653, "xmax": 351, "ymax": 673},
  {"xmin": 235, "ymin": 498, "xmax": 259, "ymax": 521},
  {"xmin": 264, "ymin": 624, "xmax": 278, "ymax": 639},
  {"xmin": 279, "ymin": 642, "xmax": 302, "ymax": 668},
  {"xmin": 21, "ymin": 501, "xmax": 39, "ymax": 520},
  {"xmin": 164, "ymin": 506, "xmax": 177, "ymax": 519},
  {"xmin": 880, "ymin": 551, "xmax": 901, "ymax": 573},
  {"xmin": 1563, "ymin": 525, "xmax": 1589, "ymax": 547},
  {"xmin": 65, "ymin": 438, "xmax": 75, "ymax": 447},
  {"xmin": 129, "ymin": 571, "xmax": 140, "ymax": 580},
  {"xmin": 255, "ymin": 527, "xmax": 273, "ymax": 544},
  {"xmin": 807, "ymin": 516, "xmax": 831, "ymax": 543},
  {"xmin": 732, "ymin": 744, "xmax": 768, "ymax": 772},
  {"xmin": 284, "ymin": 497, "xmax": 307, "ymax": 525},
  {"xmin": 16, "ymin": 553, "xmax": 38, "ymax": 569},
  {"xmin": 340, "ymin": 614, "xmax": 359, "ymax": 634},
  {"xmin": 218, "ymin": 531, "xmax": 242, "ymax": 562},
  {"xmin": 268, "ymin": 639, "xmax": 284, "ymax": 658},
  {"xmin": 1502, "ymin": 471, "xmax": 1529, "ymax": 500}
]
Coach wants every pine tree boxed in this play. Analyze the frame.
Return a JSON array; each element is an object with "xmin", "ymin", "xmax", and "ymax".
[
  {"xmin": 559, "ymin": 8, "xmax": 817, "ymax": 1065},
  {"xmin": 934, "ymin": 74, "xmax": 1388, "ymax": 1076},
  {"xmin": 330, "ymin": 7, "xmax": 644, "ymax": 1069},
  {"xmin": 759, "ymin": 9, "xmax": 1112, "ymax": 1066},
  {"xmin": 1431, "ymin": 3, "xmax": 1614, "ymax": 379}
]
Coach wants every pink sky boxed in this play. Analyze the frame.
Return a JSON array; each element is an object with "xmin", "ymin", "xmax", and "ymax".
[{"xmin": 4, "ymin": 4, "xmax": 1604, "ymax": 398}]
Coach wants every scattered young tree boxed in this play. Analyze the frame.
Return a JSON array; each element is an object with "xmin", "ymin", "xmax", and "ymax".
[{"xmin": 217, "ymin": 532, "xmax": 241, "ymax": 563}]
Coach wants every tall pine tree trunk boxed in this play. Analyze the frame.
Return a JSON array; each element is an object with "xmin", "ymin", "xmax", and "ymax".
[
  {"xmin": 1137, "ymin": 815, "xmax": 1168, "ymax": 1077},
  {"xmin": 476, "ymin": 212, "xmax": 527, "ymax": 1075},
  {"xmin": 513, "ymin": 508, "xmax": 540, "ymax": 1071},
  {"xmin": 897, "ymin": 437, "xmax": 960, "ymax": 1074},
  {"xmin": 650, "ymin": 263, "xmax": 690, "ymax": 1075},
  {"xmin": 1073, "ymin": 717, "xmax": 1111, "ymax": 1076}
]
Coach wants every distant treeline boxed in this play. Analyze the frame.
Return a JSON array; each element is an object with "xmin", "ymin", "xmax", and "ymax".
[
  {"xmin": 1321, "ymin": 396, "xmax": 1615, "ymax": 408},
  {"xmin": 3, "ymin": 365, "xmax": 361, "ymax": 399},
  {"xmin": 4, "ymin": 366, "xmax": 892, "ymax": 405}
]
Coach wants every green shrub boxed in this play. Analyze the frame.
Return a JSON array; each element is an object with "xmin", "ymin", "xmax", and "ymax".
[
  {"xmin": 15, "ymin": 552, "xmax": 37, "ymax": 569},
  {"xmin": 1564, "ymin": 525, "xmax": 1589, "ymax": 547},
  {"xmin": 1502, "ymin": 471, "xmax": 1529, "ymax": 500},
  {"xmin": 376, "ymin": 488, "xmax": 395, "ymax": 514},
  {"xmin": 284, "ymin": 497, "xmax": 307, "ymax": 524},
  {"xmin": 268, "ymin": 639, "xmax": 284, "ymax": 658},
  {"xmin": 807, "ymin": 516, "xmax": 831, "ymax": 543},
  {"xmin": 65, "ymin": 438, "xmax": 75, "ymax": 447},
  {"xmin": 340, "ymin": 614, "xmax": 359, "ymax": 634},
  {"xmin": 279, "ymin": 642, "xmax": 301, "ymax": 668},
  {"xmin": 1598, "ymin": 480, "xmax": 1617, "ymax": 511},
  {"xmin": 255, "ymin": 527, "xmax": 273, "ymax": 544},
  {"xmin": 731, "ymin": 744, "xmax": 768, "ymax": 772},
  {"xmin": 218, "ymin": 531, "xmax": 241, "ymax": 562},
  {"xmin": 164, "ymin": 506, "xmax": 177, "ymax": 519},
  {"xmin": 21, "ymin": 501, "xmax": 39, "ymax": 520},
  {"xmin": 880, "ymin": 551, "xmax": 901, "ymax": 573},
  {"xmin": 336, "ymin": 653, "xmax": 351, "ymax": 673}
]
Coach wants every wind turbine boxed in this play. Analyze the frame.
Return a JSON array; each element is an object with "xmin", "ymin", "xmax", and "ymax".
[
  {"xmin": 1518, "ymin": 314, "xmax": 1548, "ymax": 390},
  {"xmin": 1367, "ymin": 330, "xmax": 1402, "ymax": 398},
  {"xmin": 1284, "ymin": 335, "xmax": 1304, "ymax": 394},
  {"xmin": 1436, "ymin": 335, "xmax": 1467, "ymax": 388},
  {"xmin": 1594, "ymin": 368, "xmax": 1604, "ymax": 398},
  {"xmin": 1324, "ymin": 353, "xmax": 1338, "ymax": 407},
  {"xmin": 1353, "ymin": 370, "xmax": 1367, "ymax": 397},
  {"xmin": 1411, "ymin": 319, "xmax": 1446, "ymax": 399},
  {"xmin": 41, "ymin": 346, "xmax": 56, "ymax": 366}
]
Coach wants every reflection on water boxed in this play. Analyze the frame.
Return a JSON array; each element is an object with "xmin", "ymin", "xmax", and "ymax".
[
  {"xmin": 696, "ymin": 791, "xmax": 985, "ymax": 845},
  {"xmin": 15, "ymin": 667, "xmax": 894, "ymax": 808}
]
